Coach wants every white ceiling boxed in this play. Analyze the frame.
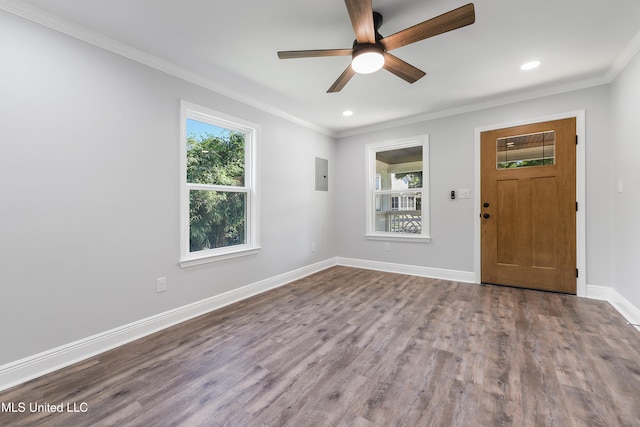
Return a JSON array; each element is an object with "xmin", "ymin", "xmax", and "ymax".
[{"xmin": 4, "ymin": 0, "xmax": 640, "ymax": 136}]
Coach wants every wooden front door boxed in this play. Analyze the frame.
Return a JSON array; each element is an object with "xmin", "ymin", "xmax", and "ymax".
[{"xmin": 480, "ymin": 118, "xmax": 576, "ymax": 293}]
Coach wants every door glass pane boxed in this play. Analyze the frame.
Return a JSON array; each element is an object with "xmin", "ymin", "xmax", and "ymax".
[{"xmin": 497, "ymin": 130, "xmax": 555, "ymax": 169}]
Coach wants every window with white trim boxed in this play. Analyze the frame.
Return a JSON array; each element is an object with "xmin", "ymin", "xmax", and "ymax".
[
  {"xmin": 179, "ymin": 101, "xmax": 260, "ymax": 267},
  {"xmin": 366, "ymin": 135, "xmax": 430, "ymax": 242}
]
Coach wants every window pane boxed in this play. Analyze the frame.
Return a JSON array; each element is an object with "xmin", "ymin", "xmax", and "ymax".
[
  {"xmin": 376, "ymin": 146, "xmax": 423, "ymax": 166},
  {"xmin": 390, "ymin": 171, "xmax": 422, "ymax": 189},
  {"xmin": 376, "ymin": 146, "xmax": 423, "ymax": 191},
  {"xmin": 374, "ymin": 192, "xmax": 422, "ymax": 233},
  {"xmin": 497, "ymin": 130, "xmax": 555, "ymax": 169},
  {"xmin": 186, "ymin": 119, "xmax": 245, "ymax": 186},
  {"xmin": 189, "ymin": 189, "xmax": 246, "ymax": 252}
]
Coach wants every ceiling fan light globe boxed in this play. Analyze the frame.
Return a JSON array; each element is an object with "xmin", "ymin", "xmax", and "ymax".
[{"xmin": 351, "ymin": 50, "xmax": 385, "ymax": 74}]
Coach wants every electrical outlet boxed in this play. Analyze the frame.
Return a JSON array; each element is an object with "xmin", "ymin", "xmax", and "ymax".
[
  {"xmin": 384, "ymin": 242, "xmax": 391, "ymax": 251},
  {"xmin": 458, "ymin": 188, "xmax": 470, "ymax": 199},
  {"xmin": 311, "ymin": 242, "xmax": 317, "ymax": 252},
  {"xmin": 156, "ymin": 277, "xmax": 167, "ymax": 293}
]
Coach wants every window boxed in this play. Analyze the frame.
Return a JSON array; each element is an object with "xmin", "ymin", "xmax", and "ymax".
[
  {"xmin": 179, "ymin": 101, "xmax": 260, "ymax": 267},
  {"xmin": 366, "ymin": 135, "xmax": 430, "ymax": 242}
]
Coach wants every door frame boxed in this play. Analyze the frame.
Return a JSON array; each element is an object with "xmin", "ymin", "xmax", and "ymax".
[{"xmin": 474, "ymin": 110, "xmax": 586, "ymax": 296}]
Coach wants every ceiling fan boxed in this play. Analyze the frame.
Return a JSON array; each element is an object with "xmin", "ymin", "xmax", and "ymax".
[{"xmin": 277, "ymin": 1, "xmax": 475, "ymax": 93}]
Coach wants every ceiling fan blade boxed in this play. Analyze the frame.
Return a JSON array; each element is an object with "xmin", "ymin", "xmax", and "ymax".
[
  {"xmin": 381, "ymin": 3, "xmax": 475, "ymax": 51},
  {"xmin": 278, "ymin": 49, "xmax": 353, "ymax": 59},
  {"xmin": 345, "ymin": 0, "xmax": 376, "ymax": 44},
  {"xmin": 327, "ymin": 65, "xmax": 357, "ymax": 93},
  {"xmin": 383, "ymin": 53, "xmax": 426, "ymax": 83}
]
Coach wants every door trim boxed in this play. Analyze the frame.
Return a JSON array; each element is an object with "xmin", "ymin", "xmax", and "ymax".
[{"xmin": 474, "ymin": 110, "xmax": 586, "ymax": 296}]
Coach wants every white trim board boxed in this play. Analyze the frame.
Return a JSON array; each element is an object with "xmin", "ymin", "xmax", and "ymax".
[
  {"xmin": 4, "ymin": 1, "xmax": 639, "ymax": 141},
  {"xmin": 0, "ymin": 0, "xmax": 334, "ymax": 137},
  {"xmin": 3, "ymin": 257, "xmax": 638, "ymax": 392},
  {"xmin": 0, "ymin": 258, "xmax": 473, "ymax": 392},
  {"xmin": 340, "ymin": 258, "xmax": 639, "ymax": 330},
  {"xmin": 0, "ymin": 258, "xmax": 337, "ymax": 392},
  {"xmin": 586, "ymin": 285, "xmax": 640, "ymax": 331},
  {"xmin": 340, "ymin": 257, "xmax": 640, "ymax": 331},
  {"xmin": 336, "ymin": 257, "xmax": 476, "ymax": 283}
]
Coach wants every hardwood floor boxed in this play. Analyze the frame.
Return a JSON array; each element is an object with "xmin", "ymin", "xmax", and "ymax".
[{"xmin": 1, "ymin": 266, "xmax": 639, "ymax": 426}]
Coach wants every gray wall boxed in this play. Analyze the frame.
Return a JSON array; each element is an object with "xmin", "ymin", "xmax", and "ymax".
[
  {"xmin": 0, "ymin": 11, "xmax": 336, "ymax": 365},
  {"xmin": 336, "ymin": 85, "xmax": 613, "ymax": 286},
  {"xmin": 611, "ymin": 50, "xmax": 640, "ymax": 308}
]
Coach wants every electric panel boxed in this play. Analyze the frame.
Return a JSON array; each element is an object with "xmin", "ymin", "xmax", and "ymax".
[{"xmin": 315, "ymin": 157, "xmax": 328, "ymax": 191}]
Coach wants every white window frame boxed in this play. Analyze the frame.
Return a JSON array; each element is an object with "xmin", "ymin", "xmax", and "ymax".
[
  {"xmin": 365, "ymin": 135, "xmax": 431, "ymax": 242},
  {"xmin": 179, "ymin": 101, "xmax": 260, "ymax": 268}
]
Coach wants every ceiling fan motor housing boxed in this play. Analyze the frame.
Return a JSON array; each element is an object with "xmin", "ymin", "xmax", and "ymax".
[
  {"xmin": 351, "ymin": 42, "xmax": 385, "ymax": 74},
  {"xmin": 352, "ymin": 41, "xmax": 385, "ymax": 55},
  {"xmin": 373, "ymin": 11, "xmax": 383, "ymax": 31}
]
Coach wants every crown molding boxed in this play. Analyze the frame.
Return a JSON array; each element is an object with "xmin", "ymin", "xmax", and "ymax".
[
  {"xmin": 336, "ymin": 75, "xmax": 609, "ymax": 139},
  {"xmin": 2, "ymin": 0, "xmax": 638, "ymax": 140},
  {"xmin": 0, "ymin": 0, "xmax": 335, "ymax": 138},
  {"xmin": 605, "ymin": 27, "xmax": 640, "ymax": 82}
]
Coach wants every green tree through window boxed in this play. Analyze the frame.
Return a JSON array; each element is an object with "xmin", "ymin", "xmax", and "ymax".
[
  {"xmin": 392, "ymin": 171, "xmax": 423, "ymax": 188},
  {"xmin": 187, "ymin": 126, "xmax": 246, "ymax": 252}
]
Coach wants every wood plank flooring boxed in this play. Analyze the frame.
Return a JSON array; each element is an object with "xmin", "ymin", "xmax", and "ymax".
[{"xmin": 1, "ymin": 266, "xmax": 639, "ymax": 426}]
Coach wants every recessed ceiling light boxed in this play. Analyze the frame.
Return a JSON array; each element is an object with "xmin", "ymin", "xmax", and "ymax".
[
  {"xmin": 521, "ymin": 61, "xmax": 541, "ymax": 71},
  {"xmin": 342, "ymin": 110, "xmax": 354, "ymax": 117}
]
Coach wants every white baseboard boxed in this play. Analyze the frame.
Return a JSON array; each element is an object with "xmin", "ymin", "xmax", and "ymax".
[
  {"xmin": 336, "ymin": 257, "xmax": 476, "ymax": 283},
  {"xmin": 609, "ymin": 290, "xmax": 640, "ymax": 330},
  {"xmin": 335, "ymin": 261, "xmax": 640, "ymax": 330},
  {"xmin": 585, "ymin": 284, "xmax": 613, "ymax": 301},
  {"xmin": 4, "ymin": 259, "xmax": 637, "ymax": 393},
  {"xmin": 0, "ymin": 258, "xmax": 337, "ymax": 392},
  {"xmin": 586, "ymin": 284, "xmax": 640, "ymax": 331}
]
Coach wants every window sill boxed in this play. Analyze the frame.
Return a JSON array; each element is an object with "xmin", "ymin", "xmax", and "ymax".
[
  {"xmin": 179, "ymin": 246, "xmax": 261, "ymax": 268},
  {"xmin": 366, "ymin": 233, "xmax": 431, "ymax": 243}
]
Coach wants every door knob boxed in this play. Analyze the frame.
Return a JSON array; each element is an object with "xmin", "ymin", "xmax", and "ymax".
[
  {"xmin": 483, "ymin": 202, "xmax": 490, "ymax": 208},
  {"xmin": 483, "ymin": 213, "xmax": 490, "ymax": 219}
]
